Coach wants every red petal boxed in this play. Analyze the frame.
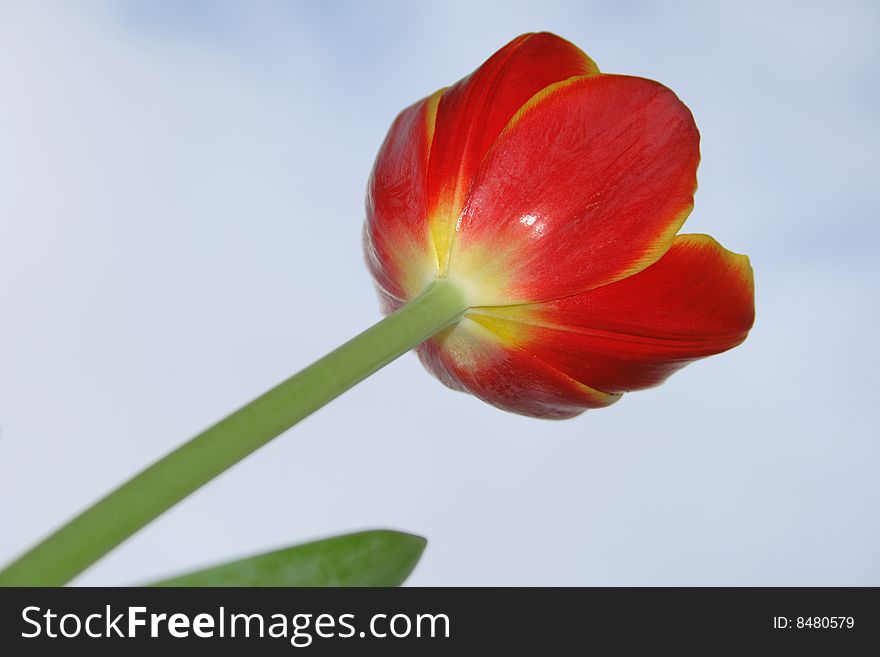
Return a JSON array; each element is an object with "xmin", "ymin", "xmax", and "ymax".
[
  {"xmin": 365, "ymin": 91, "xmax": 443, "ymax": 307},
  {"xmin": 427, "ymin": 32, "xmax": 598, "ymax": 272},
  {"xmin": 417, "ymin": 318, "xmax": 620, "ymax": 419},
  {"xmin": 449, "ymin": 74, "xmax": 700, "ymax": 304},
  {"xmin": 468, "ymin": 234, "xmax": 755, "ymax": 393}
]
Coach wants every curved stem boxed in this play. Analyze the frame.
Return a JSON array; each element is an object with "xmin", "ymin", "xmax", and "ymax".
[{"xmin": 0, "ymin": 280, "xmax": 468, "ymax": 586}]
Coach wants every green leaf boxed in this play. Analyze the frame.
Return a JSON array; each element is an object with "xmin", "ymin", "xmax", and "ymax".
[{"xmin": 146, "ymin": 530, "xmax": 426, "ymax": 587}]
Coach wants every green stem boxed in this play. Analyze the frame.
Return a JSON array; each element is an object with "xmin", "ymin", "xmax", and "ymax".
[{"xmin": 0, "ymin": 280, "xmax": 468, "ymax": 586}]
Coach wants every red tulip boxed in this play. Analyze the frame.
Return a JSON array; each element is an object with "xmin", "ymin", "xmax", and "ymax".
[
  {"xmin": 0, "ymin": 31, "xmax": 758, "ymax": 587},
  {"xmin": 364, "ymin": 32, "xmax": 754, "ymax": 418}
]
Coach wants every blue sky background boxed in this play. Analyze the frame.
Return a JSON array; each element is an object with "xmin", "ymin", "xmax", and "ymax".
[{"xmin": 1, "ymin": 0, "xmax": 878, "ymax": 585}]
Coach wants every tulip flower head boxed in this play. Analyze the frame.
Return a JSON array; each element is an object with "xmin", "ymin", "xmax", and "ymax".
[{"xmin": 364, "ymin": 32, "xmax": 754, "ymax": 419}]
